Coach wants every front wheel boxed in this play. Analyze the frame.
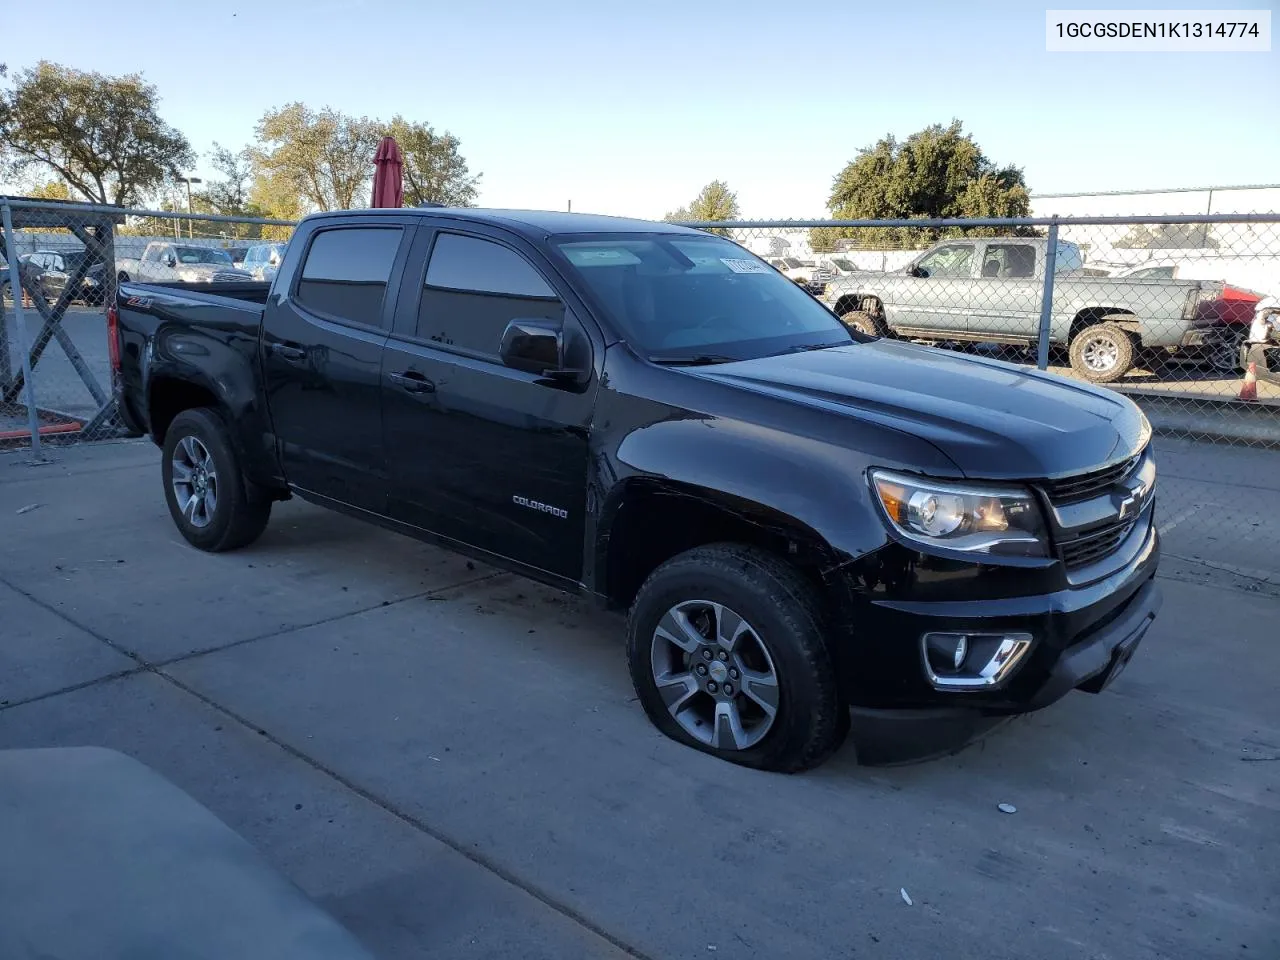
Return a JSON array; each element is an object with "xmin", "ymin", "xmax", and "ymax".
[
  {"xmin": 627, "ymin": 544, "xmax": 848, "ymax": 772},
  {"xmin": 1069, "ymin": 322, "xmax": 1136, "ymax": 383},
  {"xmin": 161, "ymin": 407, "xmax": 271, "ymax": 552}
]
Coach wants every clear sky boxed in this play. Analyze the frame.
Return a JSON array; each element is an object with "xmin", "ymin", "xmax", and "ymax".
[{"xmin": 4, "ymin": 0, "xmax": 1277, "ymax": 218}]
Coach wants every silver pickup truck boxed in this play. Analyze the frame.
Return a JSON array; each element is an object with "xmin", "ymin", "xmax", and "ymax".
[{"xmin": 820, "ymin": 237, "xmax": 1230, "ymax": 382}]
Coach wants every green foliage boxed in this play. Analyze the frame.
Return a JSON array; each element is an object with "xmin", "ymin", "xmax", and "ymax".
[
  {"xmin": 1115, "ymin": 223, "xmax": 1216, "ymax": 250},
  {"xmin": 0, "ymin": 61, "xmax": 193, "ymax": 206},
  {"xmin": 249, "ymin": 104, "xmax": 480, "ymax": 215},
  {"xmin": 385, "ymin": 116, "xmax": 480, "ymax": 207},
  {"xmin": 664, "ymin": 181, "xmax": 740, "ymax": 236},
  {"xmin": 251, "ymin": 103, "xmax": 377, "ymax": 212},
  {"xmin": 811, "ymin": 121, "xmax": 1031, "ymax": 252}
]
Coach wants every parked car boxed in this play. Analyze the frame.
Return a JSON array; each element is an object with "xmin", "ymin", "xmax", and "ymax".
[
  {"xmin": 224, "ymin": 244, "xmax": 254, "ymax": 267},
  {"xmin": 112, "ymin": 208, "xmax": 1162, "ymax": 772},
  {"xmin": 820, "ymin": 237, "xmax": 1234, "ymax": 382},
  {"xmin": 240, "ymin": 243, "xmax": 287, "ymax": 282},
  {"xmin": 125, "ymin": 242, "xmax": 252, "ymax": 284},
  {"xmin": 0, "ymin": 251, "xmax": 99, "ymax": 304}
]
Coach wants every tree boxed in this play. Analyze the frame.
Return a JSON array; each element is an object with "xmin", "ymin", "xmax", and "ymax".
[
  {"xmin": 1115, "ymin": 223, "xmax": 1216, "ymax": 250},
  {"xmin": 385, "ymin": 117, "xmax": 480, "ymax": 207},
  {"xmin": 0, "ymin": 61, "xmax": 193, "ymax": 206},
  {"xmin": 201, "ymin": 143, "xmax": 256, "ymax": 215},
  {"xmin": 664, "ymin": 181, "xmax": 741, "ymax": 236},
  {"xmin": 251, "ymin": 104, "xmax": 377, "ymax": 212},
  {"xmin": 810, "ymin": 121, "xmax": 1030, "ymax": 252},
  {"xmin": 250, "ymin": 105, "xmax": 481, "ymax": 214}
]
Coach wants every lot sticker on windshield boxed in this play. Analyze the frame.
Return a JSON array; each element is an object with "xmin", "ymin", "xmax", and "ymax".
[{"xmin": 721, "ymin": 258, "xmax": 769, "ymax": 274}]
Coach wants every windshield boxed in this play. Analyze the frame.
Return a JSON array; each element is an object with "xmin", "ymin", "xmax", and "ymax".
[
  {"xmin": 554, "ymin": 234, "xmax": 853, "ymax": 360},
  {"xmin": 830, "ymin": 258, "xmax": 856, "ymax": 272},
  {"xmin": 174, "ymin": 246, "xmax": 233, "ymax": 265}
]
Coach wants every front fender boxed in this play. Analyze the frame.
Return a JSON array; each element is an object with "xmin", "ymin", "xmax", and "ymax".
[{"xmin": 607, "ymin": 416, "xmax": 895, "ymax": 565}]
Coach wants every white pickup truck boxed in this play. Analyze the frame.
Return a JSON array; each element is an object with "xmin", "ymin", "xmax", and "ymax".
[{"xmin": 116, "ymin": 242, "xmax": 252, "ymax": 284}]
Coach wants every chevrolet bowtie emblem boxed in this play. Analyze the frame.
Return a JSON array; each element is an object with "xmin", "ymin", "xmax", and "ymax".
[{"xmin": 1117, "ymin": 481, "xmax": 1148, "ymax": 521}]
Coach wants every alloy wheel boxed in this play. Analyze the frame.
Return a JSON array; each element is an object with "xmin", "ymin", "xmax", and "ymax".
[
  {"xmin": 171, "ymin": 435, "xmax": 219, "ymax": 528},
  {"xmin": 650, "ymin": 600, "xmax": 780, "ymax": 751}
]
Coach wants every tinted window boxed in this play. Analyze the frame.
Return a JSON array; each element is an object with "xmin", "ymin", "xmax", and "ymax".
[
  {"xmin": 297, "ymin": 227, "xmax": 402, "ymax": 327},
  {"xmin": 425, "ymin": 234, "xmax": 555, "ymax": 297},
  {"xmin": 418, "ymin": 234, "xmax": 562, "ymax": 356},
  {"xmin": 554, "ymin": 235, "xmax": 851, "ymax": 360}
]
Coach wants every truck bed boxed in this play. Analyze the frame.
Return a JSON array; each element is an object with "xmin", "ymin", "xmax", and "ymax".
[{"xmin": 121, "ymin": 280, "xmax": 272, "ymax": 305}]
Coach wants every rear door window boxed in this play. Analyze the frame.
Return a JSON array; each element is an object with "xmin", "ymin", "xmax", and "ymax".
[{"xmin": 296, "ymin": 227, "xmax": 403, "ymax": 328}]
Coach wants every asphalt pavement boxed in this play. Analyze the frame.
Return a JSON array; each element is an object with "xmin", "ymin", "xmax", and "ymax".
[{"xmin": 2, "ymin": 438, "xmax": 1278, "ymax": 960}]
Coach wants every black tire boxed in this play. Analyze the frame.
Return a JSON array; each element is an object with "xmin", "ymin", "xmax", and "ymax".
[
  {"xmin": 840, "ymin": 309, "xmax": 886, "ymax": 338},
  {"xmin": 1069, "ymin": 321, "xmax": 1136, "ymax": 383},
  {"xmin": 627, "ymin": 543, "xmax": 848, "ymax": 773},
  {"xmin": 161, "ymin": 407, "xmax": 271, "ymax": 552}
]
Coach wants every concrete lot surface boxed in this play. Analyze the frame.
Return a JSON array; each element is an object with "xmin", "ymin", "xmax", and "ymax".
[{"xmin": 2, "ymin": 440, "xmax": 1278, "ymax": 960}]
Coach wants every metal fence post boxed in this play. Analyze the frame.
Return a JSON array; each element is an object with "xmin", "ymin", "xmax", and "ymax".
[
  {"xmin": 1, "ymin": 202, "xmax": 44, "ymax": 460},
  {"xmin": 1035, "ymin": 220, "xmax": 1059, "ymax": 371}
]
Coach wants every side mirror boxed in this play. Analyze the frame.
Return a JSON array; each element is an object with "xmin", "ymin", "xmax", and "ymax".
[
  {"xmin": 907, "ymin": 265, "xmax": 925, "ymax": 278},
  {"xmin": 268, "ymin": 252, "xmax": 281, "ymax": 266},
  {"xmin": 164, "ymin": 255, "xmax": 177, "ymax": 268},
  {"xmin": 500, "ymin": 318, "xmax": 566, "ymax": 376}
]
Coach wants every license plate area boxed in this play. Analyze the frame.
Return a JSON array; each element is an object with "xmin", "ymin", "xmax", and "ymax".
[{"xmin": 1079, "ymin": 615, "xmax": 1153, "ymax": 694}]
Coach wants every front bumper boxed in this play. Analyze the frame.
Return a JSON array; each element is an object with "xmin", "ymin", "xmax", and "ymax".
[{"xmin": 836, "ymin": 517, "xmax": 1161, "ymax": 714}]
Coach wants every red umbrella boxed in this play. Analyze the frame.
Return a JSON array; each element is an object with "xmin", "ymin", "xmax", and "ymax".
[{"xmin": 371, "ymin": 136, "xmax": 404, "ymax": 209}]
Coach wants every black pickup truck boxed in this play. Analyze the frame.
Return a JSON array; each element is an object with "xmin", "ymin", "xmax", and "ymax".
[{"xmin": 112, "ymin": 208, "xmax": 1162, "ymax": 771}]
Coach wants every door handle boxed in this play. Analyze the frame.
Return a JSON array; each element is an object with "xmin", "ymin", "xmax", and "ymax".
[
  {"xmin": 389, "ymin": 371, "xmax": 435, "ymax": 394},
  {"xmin": 270, "ymin": 342, "xmax": 306, "ymax": 361}
]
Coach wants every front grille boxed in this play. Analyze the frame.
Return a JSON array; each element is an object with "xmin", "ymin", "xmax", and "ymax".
[
  {"xmin": 1060, "ymin": 518, "xmax": 1138, "ymax": 569},
  {"xmin": 1042, "ymin": 452, "xmax": 1143, "ymax": 503}
]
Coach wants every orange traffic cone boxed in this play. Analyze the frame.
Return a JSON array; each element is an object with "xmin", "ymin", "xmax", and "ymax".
[{"xmin": 1238, "ymin": 362, "xmax": 1259, "ymax": 402}]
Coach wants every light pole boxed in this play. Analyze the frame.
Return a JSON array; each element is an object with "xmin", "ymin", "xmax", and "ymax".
[{"xmin": 178, "ymin": 176, "xmax": 202, "ymax": 239}]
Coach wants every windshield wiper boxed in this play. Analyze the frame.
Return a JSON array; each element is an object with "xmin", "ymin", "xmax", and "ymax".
[
  {"xmin": 647, "ymin": 354, "xmax": 739, "ymax": 366},
  {"xmin": 785, "ymin": 342, "xmax": 847, "ymax": 353}
]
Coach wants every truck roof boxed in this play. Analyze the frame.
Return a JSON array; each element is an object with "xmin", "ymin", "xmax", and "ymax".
[{"xmin": 304, "ymin": 207, "xmax": 705, "ymax": 239}]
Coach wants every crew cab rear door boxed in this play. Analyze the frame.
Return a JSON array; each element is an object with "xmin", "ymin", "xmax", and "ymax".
[
  {"xmin": 261, "ymin": 216, "xmax": 414, "ymax": 512},
  {"xmin": 381, "ymin": 222, "xmax": 598, "ymax": 584}
]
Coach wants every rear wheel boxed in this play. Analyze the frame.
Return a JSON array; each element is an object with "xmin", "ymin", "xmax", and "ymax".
[
  {"xmin": 161, "ymin": 407, "xmax": 271, "ymax": 552},
  {"xmin": 627, "ymin": 544, "xmax": 847, "ymax": 772},
  {"xmin": 1069, "ymin": 321, "xmax": 1136, "ymax": 383}
]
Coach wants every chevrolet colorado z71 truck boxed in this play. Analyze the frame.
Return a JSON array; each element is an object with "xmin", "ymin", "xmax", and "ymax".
[
  {"xmin": 820, "ymin": 236, "xmax": 1235, "ymax": 382},
  {"xmin": 112, "ymin": 208, "xmax": 1162, "ymax": 771}
]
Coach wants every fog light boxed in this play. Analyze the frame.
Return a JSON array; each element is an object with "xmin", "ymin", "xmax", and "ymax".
[
  {"xmin": 925, "ymin": 633, "xmax": 963, "ymax": 671},
  {"xmin": 920, "ymin": 632, "xmax": 1032, "ymax": 691}
]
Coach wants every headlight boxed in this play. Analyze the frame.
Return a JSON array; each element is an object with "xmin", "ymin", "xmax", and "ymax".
[
  {"xmin": 178, "ymin": 269, "xmax": 200, "ymax": 282},
  {"xmin": 869, "ymin": 469, "xmax": 1049, "ymax": 557}
]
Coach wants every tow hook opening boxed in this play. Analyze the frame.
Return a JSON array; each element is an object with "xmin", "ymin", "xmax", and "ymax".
[{"xmin": 921, "ymin": 632, "xmax": 1033, "ymax": 690}]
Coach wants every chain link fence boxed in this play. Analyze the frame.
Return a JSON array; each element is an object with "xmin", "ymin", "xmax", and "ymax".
[
  {"xmin": 3, "ymin": 199, "xmax": 1278, "ymax": 583},
  {"xmin": 1, "ymin": 199, "xmax": 295, "ymax": 450},
  {"xmin": 711, "ymin": 215, "xmax": 1280, "ymax": 441}
]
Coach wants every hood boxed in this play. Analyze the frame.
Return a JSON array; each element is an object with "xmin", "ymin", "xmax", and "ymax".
[{"xmin": 685, "ymin": 341, "xmax": 1149, "ymax": 479}]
